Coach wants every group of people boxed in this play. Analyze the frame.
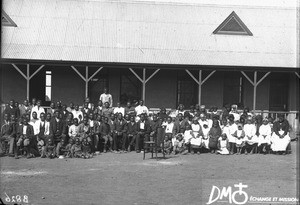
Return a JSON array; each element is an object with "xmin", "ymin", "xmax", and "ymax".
[{"xmin": 0, "ymin": 95, "xmax": 292, "ymax": 159}]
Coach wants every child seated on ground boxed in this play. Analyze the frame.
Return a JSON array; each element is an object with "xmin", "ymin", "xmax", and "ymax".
[
  {"xmin": 233, "ymin": 123, "xmax": 245, "ymax": 154},
  {"xmin": 41, "ymin": 138, "xmax": 56, "ymax": 159},
  {"xmin": 217, "ymin": 133, "xmax": 229, "ymax": 155},
  {"xmin": 65, "ymin": 138, "xmax": 74, "ymax": 158},
  {"xmin": 72, "ymin": 138, "xmax": 83, "ymax": 158},
  {"xmin": 56, "ymin": 136, "xmax": 68, "ymax": 157},
  {"xmin": 37, "ymin": 136, "xmax": 45, "ymax": 156},
  {"xmin": 163, "ymin": 135, "xmax": 172, "ymax": 155},
  {"xmin": 82, "ymin": 138, "xmax": 92, "ymax": 159},
  {"xmin": 172, "ymin": 133, "xmax": 185, "ymax": 154}
]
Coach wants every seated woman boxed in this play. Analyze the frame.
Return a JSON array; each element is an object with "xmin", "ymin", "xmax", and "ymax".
[
  {"xmin": 190, "ymin": 118, "xmax": 203, "ymax": 154},
  {"xmin": 271, "ymin": 114, "xmax": 290, "ymax": 155}
]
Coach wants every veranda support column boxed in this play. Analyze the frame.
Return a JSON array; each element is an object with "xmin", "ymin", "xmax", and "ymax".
[
  {"xmin": 12, "ymin": 64, "xmax": 45, "ymax": 100},
  {"xmin": 142, "ymin": 68, "xmax": 146, "ymax": 102},
  {"xmin": 128, "ymin": 68, "xmax": 160, "ymax": 104},
  {"xmin": 241, "ymin": 71, "xmax": 270, "ymax": 113},
  {"xmin": 198, "ymin": 70, "xmax": 202, "ymax": 105},
  {"xmin": 85, "ymin": 66, "xmax": 88, "ymax": 98},
  {"xmin": 71, "ymin": 66, "xmax": 103, "ymax": 98},
  {"xmin": 253, "ymin": 71, "xmax": 257, "ymax": 113},
  {"xmin": 185, "ymin": 69, "xmax": 216, "ymax": 105}
]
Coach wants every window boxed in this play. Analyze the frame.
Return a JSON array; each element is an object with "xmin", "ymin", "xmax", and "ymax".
[
  {"xmin": 213, "ymin": 11, "xmax": 252, "ymax": 36},
  {"xmin": 45, "ymin": 71, "xmax": 52, "ymax": 101},
  {"xmin": 2, "ymin": 10, "xmax": 17, "ymax": 27}
]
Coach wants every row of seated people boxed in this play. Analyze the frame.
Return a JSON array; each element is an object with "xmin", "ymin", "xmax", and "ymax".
[{"xmin": 0, "ymin": 102, "xmax": 291, "ymax": 158}]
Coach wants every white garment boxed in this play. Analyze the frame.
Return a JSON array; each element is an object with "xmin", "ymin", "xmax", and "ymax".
[
  {"xmin": 235, "ymin": 130, "xmax": 244, "ymax": 146},
  {"xmin": 69, "ymin": 125, "xmax": 79, "ymax": 138},
  {"xmin": 258, "ymin": 124, "xmax": 272, "ymax": 146},
  {"xmin": 183, "ymin": 130, "xmax": 193, "ymax": 143},
  {"xmin": 229, "ymin": 111, "xmax": 240, "ymax": 121},
  {"xmin": 44, "ymin": 121, "xmax": 50, "ymax": 135},
  {"xmin": 202, "ymin": 127, "xmax": 210, "ymax": 149},
  {"xmin": 217, "ymin": 137, "xmax": 229, "ymax": 155},
  {"xmin": 29, "ymin": 119, "xmax": 40, "ymax": 135},
  {"xmin": 228, "ymin": 123, "xmax": 238, "ymax": 143},
  {"xmin": 135, "ymin": 105, "xmax": 149, "ymax": 116},
  {"xmin": 271, "ymin": 130, "xmax": 290, "ymax": 151},
  {"xmin": 113, "ymin": 107, "xmax": 125, "ymax": 116},
  {"xmin": 190, "ymin": 124, "xmax": 202, "ymax": 146},
  {"xmin": 165, "ymin": 122, "xmax": 174, "ymax": 134},
  {"xmin": 244, "ymin": 124, "xmax": 258, "ymax": 144},
  {"xmin": 30, "ymin": 106, "xmax": 45, "ymax": 120},
  {"xmin": 99, "ymin": 93, "xmax": 113, "ymax": 107},
  {"xmin": 23, "ymin": 125, "xmax": 27, "ymax": 135},
  {"xmin": 72, "ymin": 110, "xmax": 83, "ymax": 121}
]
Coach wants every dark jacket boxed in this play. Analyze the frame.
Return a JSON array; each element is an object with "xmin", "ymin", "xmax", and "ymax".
[
  {"xmin": 136, "ymin": 120, "xmax": 151, "ymax": 135},
  {"xmin": 17, "ymin": 124, "xmax": 34, "ymax": 140},
  {"xmin": 49, "ymin": 118, "xmax": 66, "ymax": 141}
]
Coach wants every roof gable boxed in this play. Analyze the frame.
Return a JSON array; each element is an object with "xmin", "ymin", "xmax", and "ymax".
[
  {"xmin": 213, "ymin": 11, "xmax": 252, "ymax": 36},
  {"xmin": 1, "ymin": 10, "xmax": 17, "ymax": 27}
]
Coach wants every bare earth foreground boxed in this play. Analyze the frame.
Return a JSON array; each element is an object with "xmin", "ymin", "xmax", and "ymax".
[{"xmin": 1, "ymin": 142, "xmax": 299, "ymax": 205}]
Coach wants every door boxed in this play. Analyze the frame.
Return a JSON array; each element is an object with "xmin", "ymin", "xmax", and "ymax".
[
  {"xmin": 223, "ymin": 72, "xmax": 243, "ymax": 108},
  {"xmin": 89, "ymin": 68, "xmax": 109, "ymax": 105},
  {"xmin": 177, "ymin": 71, "xmax": 197, "ymax": 108},
  {"xmin": 269, "ymin": 74, "xmax": 288, "ymax": 111},
  {"xmin": 30, "ymin": 69, "xmax": 46, "ymax": 105},
  {"xmin": 120, "ymin": 70, "xmax": 142, "ymax": 105}
]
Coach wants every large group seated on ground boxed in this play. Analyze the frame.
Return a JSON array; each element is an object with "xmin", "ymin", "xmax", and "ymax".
[{"xmin": 0, "ymin": 96, "xmax": 292, "ymax": 159}]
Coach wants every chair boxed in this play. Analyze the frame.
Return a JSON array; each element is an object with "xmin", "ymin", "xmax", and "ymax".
[{"xmin": 143, "ymin": 127, "xmax": 165, "ymax": 160}]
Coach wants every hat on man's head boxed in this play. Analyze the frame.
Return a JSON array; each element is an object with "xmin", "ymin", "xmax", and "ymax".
[{"xmin": 200, "ymin": 105, "xmax": 206, "ymax": 109}]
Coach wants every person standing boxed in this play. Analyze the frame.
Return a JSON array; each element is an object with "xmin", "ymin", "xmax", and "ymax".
[{"xmin": 99, "ymin": 88, "xmax": 113, "ymax": 107}]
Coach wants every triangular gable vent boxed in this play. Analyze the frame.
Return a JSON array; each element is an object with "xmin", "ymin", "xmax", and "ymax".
[
  {"xmin": 213, "ymin": 11, "xmax": 252, "ymax": 36},
  {"xmin": 2, "ymin": 10, "xmax": 17, "ymax": 27}
]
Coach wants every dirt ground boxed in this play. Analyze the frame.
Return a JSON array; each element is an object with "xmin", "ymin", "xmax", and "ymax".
[{"xmin": 0, "ymin": 142, "xmax": 299, "ymax": 205}]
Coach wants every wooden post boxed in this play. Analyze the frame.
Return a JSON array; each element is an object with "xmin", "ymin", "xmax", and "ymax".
[
  {"xmin": 71, "ymin": 66, "xmax": 103, "ymax": 99},
  {"xmin": 198, "ymin": 70, "xmax": 202, "ymax": 105},
  {"xmin": 128, "ymin": 68, "xmax": 160, "ymax": 104},
  {"xmin": 26, "ymin": 64, "xmax": 30, "ymax": 100},
  {"xmin": 185, "ymin": 69, "xmax": 216, "ymax": 106},
  {"xmin": 85, "ymin": 66, "xmax": 88, "ymax": 98},
  {"xmin": 142, "ymin": 68, "xmax": 146, "ymax": 102},
  {"xmin": 253, "ymin": 71, "xmax": 257, "ymax": 113},
  {"xmin": 12, "ymin": 64, "xmax": 44, "ymax": 101},
  {"xmin": 241, "ymin": 71, "xmax": 270, "ymax": 113}
]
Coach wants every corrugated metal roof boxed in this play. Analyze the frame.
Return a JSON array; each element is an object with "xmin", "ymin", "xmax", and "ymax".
[{"xmin": 1, "ymin": 0, "xmax": 298, "ymax": 68}]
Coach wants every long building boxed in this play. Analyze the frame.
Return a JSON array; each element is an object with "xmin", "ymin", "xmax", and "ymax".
[{"xmin": 1, "ymin": 0, "xmax": 299, "ymax": 115}]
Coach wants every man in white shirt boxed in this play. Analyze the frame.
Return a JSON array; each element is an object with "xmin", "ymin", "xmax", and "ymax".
[
  {"xmin": 72, "ymin": 105, "xmax": 83, "ymax": 122},
  {"xmin": 135, "ymin": 100, "xmax": 149, "ymax": 116},
  {"xmin": 30, "ymin": 100, "xmax": 45, "ymax": 120},
  {"xmin": 113, "ymin": 102, "xmax": 125, "ymax": 116},
  {"xmin": 99, "ymin": 88, "xmax": 113, "ymax": 107}
]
